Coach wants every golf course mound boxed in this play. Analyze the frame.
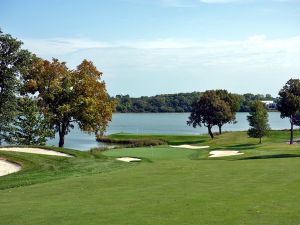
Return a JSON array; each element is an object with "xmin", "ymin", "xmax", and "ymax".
[
  {"xmin": 0, "ymin": 159, "xmax": 21, "ymax": 177},
  {"xmin": 209, "ymin": 150, "xmax": 244, "ymax": 157},
  {"xmin": 170, "ymin": 144, "xmax": 210, "ymax": 149},
  {"xmin": 0, "ymin": 147, "xmax": 73, "ymax": 157}
]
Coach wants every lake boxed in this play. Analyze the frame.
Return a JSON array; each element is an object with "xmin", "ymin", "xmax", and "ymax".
[{"xmin": 47, "ymin": 112, "xmax": 291, "ymax": 150}]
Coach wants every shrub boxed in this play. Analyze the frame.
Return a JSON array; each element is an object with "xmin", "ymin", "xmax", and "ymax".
[{"xmin": 96, "ymin": 136, "xmax": 166, "ymax": 148}]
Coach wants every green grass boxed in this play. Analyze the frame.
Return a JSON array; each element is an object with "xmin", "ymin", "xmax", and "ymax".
[
  {"xmin": 108, "ymin": 132, "xmax": 210, "ymax": 144},
  {"xmin": 0, "ymin": 146, "xmax": 129, "ymax": 190},
  {"xmin": 103, "ymin": 146, "xmax": 198, "ymax": 160},
  {"xmin": 1, "ymin": 130, "xmax": 300, "ymax": 225}
]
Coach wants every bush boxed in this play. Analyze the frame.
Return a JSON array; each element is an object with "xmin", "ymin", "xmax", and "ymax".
[{"xmin": 96, "ymin": 136, "xmax": 166, "ymax": 148}]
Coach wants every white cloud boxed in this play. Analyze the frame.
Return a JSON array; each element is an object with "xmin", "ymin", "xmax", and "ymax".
[
  {"xmin": 23, "ymin": 35, "xmax": 300, "ymax": 68},
  {"xmin": 23, "ymin": 38, "xmax": 109, "ymax": 55},
  {"xmin": 22, "ymin": 34, "xmax": 300, "ymax": 96}
]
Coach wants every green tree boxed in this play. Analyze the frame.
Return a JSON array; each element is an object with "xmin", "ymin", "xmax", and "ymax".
[
  {"xmin": 239, "ymin": 93, "xmax": 274, "ymax": 112},
  {"xmin": 113, "ymin": 91, "xmax": 275, "ymax": 113},
  {"xmin": 215, "ymin": 90, "xmax": 241, "ymax": 134},
  {"xmin": 10, "ymin": 97, "xmax": 54, "ymax": 145},
  {"xmin": 247, "ymin": 101, "xmax": 270, "ymax": 144},
  {"xmin": 265, "ymin": 94, "xmax": 273, "ymax": 100},
  {"xmin": 277, "ymin": 79, "xmax": 300, "ymax": 145},
  {"xmin": 294, "ymin": 113, "xmax": 300, "ymax": 127},
  {"xmin": 187, "ymin": 90, "xmax": 231, "ymax": 139},
  {"xmin": 23, "ymin": 58, "xmax": 115, "ymax": 147},
  {"xmin": 0, "ymin": 29, "xmax": 32, "ymax": 145}
]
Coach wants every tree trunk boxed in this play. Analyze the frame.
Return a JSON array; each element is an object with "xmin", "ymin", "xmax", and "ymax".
[
  {"xmin": 290, "ymin": 117, "xmax": 294, "ymax": 145},
  {"xmin": 218, "ymin": 125, "xmax": 222, "ymax": 135},
  {"xmin": 59, "ymin": 131, "xmax": 65, "ymax": 147},
  {"xmin": 208, "ymin": 126, "xmax": 214, "ymax": 139},
  {"xmin": 58, "ymin": 123, "xmax": 67, "ymax": 148},
  {"xmin": 259, "ymin": 137, "xmax": 262, "ymax": 144},
  {"xmin": 0, "ymin": 129, "xmax": 2, "ymax": 146}
]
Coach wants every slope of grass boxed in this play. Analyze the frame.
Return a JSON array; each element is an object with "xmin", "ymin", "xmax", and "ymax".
[
  {"xmin": 0, "ymin": 146, "xmax": 129, "ymax": 190},
  {"xmin": 1, "ymin": 130, "xmax": 300, "ymax": 225}
]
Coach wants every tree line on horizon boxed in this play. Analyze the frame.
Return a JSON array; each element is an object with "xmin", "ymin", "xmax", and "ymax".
[{"xmin": 113, "ymin": 92, "xmax": 275, "ymax": 113}]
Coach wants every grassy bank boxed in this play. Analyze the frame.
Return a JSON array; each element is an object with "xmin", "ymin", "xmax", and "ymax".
[
  {"xmin": 0, "ymin": 146, "xmax": 129, "ymax": 190},
  {"xmin": 1, "ymin": 130, "xmax": 300, "ymax": 225}
]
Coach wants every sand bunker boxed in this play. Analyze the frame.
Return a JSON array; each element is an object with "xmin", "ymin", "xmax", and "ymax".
[
  {"xmin": 116, "ymin": 157, "xmax": 141, "ymax": 162},
  {"xmin": 0, "ymin": 147, "xmax": 73, "ymax": 157},
  {"xmin": 170, "ymin": 145, "xmax": 210, "ymax": 149},
  {"xmin": 209, "ymin": 150, "xmax": 244, "ymax": 158},
  {"xmin": 0, "ymin": 159, "xmax": 21, "ymax": 177}
]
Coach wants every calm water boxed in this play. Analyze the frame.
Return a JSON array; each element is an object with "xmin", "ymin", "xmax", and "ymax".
[{"xmin": 47, "ymin": 112, "xmax": 291, "ymax": 150}]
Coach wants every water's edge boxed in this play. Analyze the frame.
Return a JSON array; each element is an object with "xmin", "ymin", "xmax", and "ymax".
[{"xmin": 47, "ymin": 112, "xmax": 290, "ymax": 151}]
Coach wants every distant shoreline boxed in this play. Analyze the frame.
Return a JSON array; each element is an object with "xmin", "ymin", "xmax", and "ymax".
[
  {"xmin": 113, "ymin": 110, "xmax": 279, "ymax": 113},
  {"xmin": 113, "ymin": 92, "xmax": 277, "ymax": 113}
]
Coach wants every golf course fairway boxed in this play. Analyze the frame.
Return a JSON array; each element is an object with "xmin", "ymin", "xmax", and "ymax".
[{"xmin": 1, "ymin": 131, "xmax": 300, "ymax": 225}]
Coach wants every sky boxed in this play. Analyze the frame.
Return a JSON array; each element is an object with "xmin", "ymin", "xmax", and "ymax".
[{"xmin": 1, "ymin": 0, "xmax": 300, "ymax": 97}]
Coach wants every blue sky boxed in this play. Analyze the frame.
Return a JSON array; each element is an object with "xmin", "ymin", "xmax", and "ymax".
[{"xmin": 1, "ymin": 0, "xmax": 300, "ymax": 96}]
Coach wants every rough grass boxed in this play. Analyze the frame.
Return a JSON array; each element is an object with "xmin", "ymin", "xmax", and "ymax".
[{"xmin": 1, "ymin": 130, "xmax": 300, "ymax": 225}]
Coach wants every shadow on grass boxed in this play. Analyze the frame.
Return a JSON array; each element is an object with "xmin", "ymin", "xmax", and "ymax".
[
  {"xmin": 226, "ymin": 143, "xmax": 258, "ymax": 150},
  {"xmin": 168, "ymin": 139, "xmax": 207, "ymax": 145},
  {"xmin": 238, "ymin": 154, "xmax": 300, "ymax": 160}
]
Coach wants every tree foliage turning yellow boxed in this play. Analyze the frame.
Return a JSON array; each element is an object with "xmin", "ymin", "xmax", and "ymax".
[{"xmin": 23, "ymin": 58, "xmax": 115, "ymax": 147}]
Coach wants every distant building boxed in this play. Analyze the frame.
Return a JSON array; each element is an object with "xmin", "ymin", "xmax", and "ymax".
[{"xmin": 261, "ymin": 100, "xmax": 277, "ymax": 110}]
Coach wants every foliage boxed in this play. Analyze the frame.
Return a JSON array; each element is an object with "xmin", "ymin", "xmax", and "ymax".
[
  {"xmin": 114, "ymin": 92, "xmax": 200, "ymax": 113},
  {"xmin": 9, "ymin": 97, "xmax": 55, "ymax": 145},
  {"xmin": 22, "ymin": 58, "xmax": 115, "ymax": 147},
  {"xmin": 187, "ymin": 90, "xmax": 232, "ymax": 139},
  {"xmin": 277, "ymin": 79, "xmax": 300, "ymax": 144},
  {"xmin": 114, "ymin": 92, "xmax": 274, "ymax": 113},
  {"xmin": 0, "ymin": 29, "xmax": 32, "ymax": 145},
  {"xmin": 239, "ymin": 93, "xmax": 275, "ymax": 112},
  {"xmin": 97, "ymin": 136, "xmax": 167, "ymax": 147},
  {"xmin": 214, "ymin": 90, "xmax": 241, "ymax": 134},
  {"xmin": 247, "ymin": 101, "xmax": 270, "ymax": 143},
  {"xmin": 294, "ymin": 112, "xmax": 300, "ymax": 127}
]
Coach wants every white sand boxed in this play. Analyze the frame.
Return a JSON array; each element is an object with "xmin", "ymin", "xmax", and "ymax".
[
  {"xmin": 170, "ymin": 145, "xmax": 210, "ymax": 149},
  {"xmin": 116, "ymin": 157, "xmax": 141, "ymax": 162},
  {"xmin": 0, "ymin": 147, "xmax": 73, "ymax": 157},
  {"xmin": 209, "ymin": 150, "xmax": 244, "ymax": 158},
  {"xmin": 0, "ymin": 159, "xmax": 21, "ymax": 177}
]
